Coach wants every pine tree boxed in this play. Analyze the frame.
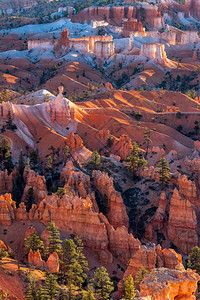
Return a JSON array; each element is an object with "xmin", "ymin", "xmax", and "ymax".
[
  {"xmin": 41, "ymin": 273, "xmax": 59, "ymax": 300},
  {"xmin": 0, "ymin": 248, "xmax": 8, "ymax": 261},
  {"xmin": 24, "ymin": 232, "xmax": 44, "ymax": 254},
  {"xmin": 126, "ymin": 142, "xmax": 147, "ymax": 177},
  {"xmin": 135, "ymin": 267, "xmax": 149, "ymax": 290},
  {"xmin": 82, "ymin": 289, "xmax": 95, "ymax": 300},
  {"xmin": 18, "ymin": 149, "xmax": 25, "ymax": 176},
  {"xmin": 26, "ymin": 276, "xmax": 38, "ymax": 300},
  {"xmin": 5, "ymin": 109, "xmax": 17, "ymax": 131},
  {"xmin": 90, "ymin": 150, "xmax": 100, "ymax": 167},
  {"xmin": 47, "ymin": 221, "xmax": 62, "ymax": 255},
  {"xmin": 89, "ymin": 266, "xmax": 114, "ymax": 300},
  {"xmin": 0, "ymin": 137, "xmax": 13, "ymax": 173},
  {"xmin": 157, "ymin": 158, "xmax": 170, "ymax": 188},
  {"xmin": 64, "ymin": 145, "xmax": 70, "ymax": 164},
  {"xmin": 62, "ymin": 237, "xmax": 88, "ymax": 288},
  {"xmin": 26, "ymin": 186, "xmax": 35, "ymax": 211},
  {"xmin": 123, "ymin": 275, "xmax": 136, "ymax": 300},
  {"xmin": 144, "ymin": 127, "xmax": 152, "ymax": 158},
  {"xmin": 187, "ymin": 246, "xmax": 200, "ymax": 274}
]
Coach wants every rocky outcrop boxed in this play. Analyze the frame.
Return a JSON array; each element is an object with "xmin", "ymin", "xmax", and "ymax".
[
  {"xmin": 0, "ymin": 170, "xmax": 13, "ymax": 195},
  {"xmin": 145, "ymin": 192, "xmax": 166, "ymax": 241},
  {"xmin": 112, "ymin": 135, "xmax": 132, "ymax": 160},
  {"xmin": 0, "ymin": 193, "xmax": 16, "ymax": 226},
  {"xmin": 140, "ymin": 166, "xmax": 160, "ymax": 181},
  {"xmin": 29, "ymin": 194, "xmax": 112, "ymax": 263},
  {"xmin": 22, "ymin": 169, "xmax": 47, "ymax": 205},
  {"xmin": 140, "ymin": 268, "xmax": 200, "ymax": 300},
  {"xmin": 92, "ymin": 170, "xmax": 129, "ymax": 228},
  {"xmin": 177, "ymin": 174, "xmax": 197, "ymax": 200},
  {"xmin": 118, "ymin": 244, "xmax": 184, "ymax": 297},
  {"xmin": 29, "ymin": 193, "xmax": 138, "ymax": 264},
  {"xmin": 46, "ymin": 86, "xmax": 73, "ymax": 127},
  {"xmin": 104, "ymin": 221, "xmax": 140, "ymax": 265},
  {"xmin": 72, "ymin": 5, "xmax": 163, "ymax": 29},
  {"xmin": 0, "ymin": 192, "xmax": 138, "ymax": 265},
  {"xmin": 46, "ymin": 252, "xmax": 59, "ymax": 273},
  {"xmin": 66, "ymin": 132, "xmax": 83, "ymax": 151},
  {"xmin": 28, "ymin": 249, "xmax": 59, "ymax": 272},
  {"xmin": 140, "ymin": 43, "xmax": 168, "ymax": 65},
  {"xmin": 60, "ymin": 161, "xmax": 91, "ymax": 198},
  {"xmin": 28, "ymin": 249, "xmax": 45, "ymax": 269},
  {"xmin": 16, "ymin": 202, "xmax": 28, "ymax": 222},
  {"xmin": 168, "ymin": 188, "xmax": 197, "ymax": 255}
]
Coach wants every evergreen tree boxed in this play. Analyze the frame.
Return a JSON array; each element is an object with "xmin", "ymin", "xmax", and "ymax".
[
  {"xmin": 90, "ymin": 150, "xmax": 100, "ymax": 167},
  {"xmin": 64, "ymin": 145, "xmax": 70, "ymax": 163},
  {"xmin": 0, "ymin": 248, "xmax": 8, "ymax": 261},
  {"xmin": 24, "ymin": 232, "xmax": 44, "ymax": 254},
  {"xmin": 41, "ymin": 273, "xmax": 59, "ymax": 300},
  {"xmin": 25, "ymin": 186, "xmax": 35, "ymax": 212},
  {"xmin": 26, "ymin": 276, "xmax": 38, "ymax": 300},
  {"xmin": 0, "ymin": 137, "xmax": 13, "ymax": 173},
  {"xmin": 47, "ymin": 221, "xmax": 62, "ymax": 255},
  {"xmin": 62, "ymin": 237, "xmax": 88, "ymax": 288},
  {"xmin": 144, "ymin": 127, "xmax": 152, "ymax": 158},
  {"xmin": 157, "ymin": 158, "xmax": 170, "ymax": 188},
  {"xmin": 89, "ymin": 266, "xmax": 114, "ymax": 300},
  {"xmin": 82, "ymin": 289, "xmax": 95, "ymax": 300},
  {"xmin": 135, "ymin": 267, "xmax": 149, "ymax": 290},
  {"xmin": 187, "ymin": 246, "xmax": 200, "ymax": 274},
  {"xmin": 18, "ymin": 149, "xmax": 25, "ymax": 176},
  {"xmin": 29, "ymin": 150, "xmax": 41, "ymax": 172},
  {"xmin": 56, "ymin": 187, "xmax": 66, "ymax": 199},
  {"xmin": 126, "ymin": 142, "xmax": 147, "ymax": 177},
  {"xmin": 5, "ymin": 109, "xmax": 17, "ymax": 131},
  {"xmin": 123, "ymin": 275, "xmax": 136, "ymax": 300}
]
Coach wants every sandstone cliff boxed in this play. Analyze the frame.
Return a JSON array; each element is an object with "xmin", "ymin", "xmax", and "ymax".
[
  {"xmin": 92, "ymin": 170, "xmax": 129, "ymax": 228},
  {"xmin": 22, "ymin": 169, "xmax": 47, "ymax": 205},
  {"xmin": 168, "ymin": 188, "xmax": 197, "ymax": 255},
  {"xmin": 140, "ymin": 268, "xmax": 200, "ymax": 300}
]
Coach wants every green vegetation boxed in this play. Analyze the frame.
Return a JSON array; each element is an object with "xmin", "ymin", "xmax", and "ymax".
[
  {"xmin": 123, "ymin": 275, "xmax": 136, "ymax": 299},
  {"xmin": 47, "ymin": 221, "xmax": 62, "ymax": 255},
  {"xmin": 156, "ymin": 158, "xmax": 170, "ymax": 188},
  {"xmin": 24, "ymin": 233, "xmax": 44, "ymax": 254},
  {"xmin": 134, "ymin": 267, "xmax": 149, "ymax": 290},
  {"xmin": 187, "ymin": 246, "xmax": 200, "ymax": 274},
  {"xmin": 126, "ymin": 142, "xmax": 147, "ymax": 177},
  {"xmin": 89, "ymin": 266, "xmax": 114, "ymax": 300}
]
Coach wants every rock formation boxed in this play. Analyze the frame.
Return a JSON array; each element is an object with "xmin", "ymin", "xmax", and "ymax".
[
  {"xmin": 60, "ymin": 161, "xmax": 91, "ymax": 197},
  {"xmin": 177, "ymin": 174, "xmax": 197, "ymax": 202},
  {"xmin": 112, "ymin": 134, "xmax": 133, "ymax": 160},
  {"xmin": 28, "ymin": 249, "xmax": 45, "ymax": 269},
  {"xmin": 0, "ymin": 193, "xmax": 16, "ymax": 226},
  {"xmin": 66, "ymin": 132, "xmax": 83, "ymax": 151},
  {"xmin": 118, "ymin": 244, "xmax": 185, "ymax": 297},
  {"xmin": 47, "ymin": 86, "xmax": 73, "ymax": 127},
  {"xmin": 22, "ymin": 169, "xmax": 47, "ymax": 205},
  {"xmin": 92, "ymin": 170, "xmax": 129, "ymax": 228},
  {"xmin": 71, "ymin": 5, "xmax": 163, "ymax": 29},
  {"xmin": 46, "ymin": 252, "xmax": 59, "ymax": 273},
  {"xmin": 145, "ymin": 192, "xmax": 166, "ymax": 241},
  {"xmin": 0, "ymin": 170, "xmax": 13, "ymax": 195},
  {"xmin": 140, "ymin": 43, "xmax": 168, "ymax": 65},
  {"xmin": 52, "ymin": 29, "xmax": 115, "ymax": 59},
  {"xmin": 168, "ymin": 188, "xmax": 197, "ymax": 255},
  {"xmin": 140, "ymin": 166, "xmax": 160, "ymax": 181},
  {"xmin": 140, "ymin": 268, "xmax": 200, "ymax": 300}
]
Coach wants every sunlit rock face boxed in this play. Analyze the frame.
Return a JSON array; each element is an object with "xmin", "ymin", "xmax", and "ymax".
[{"xmin": 46, "ymin": 86, "xmax": 73, "ymax": 127}]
